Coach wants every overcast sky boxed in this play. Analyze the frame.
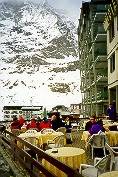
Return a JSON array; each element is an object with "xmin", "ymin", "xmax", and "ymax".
[
  {"xmin": 47, "ymin": 0, "xmax": 83, "ymax": 21},
  {"xmin": 0, "ymin": 0, "xmax": 89, "ymax": 23}
]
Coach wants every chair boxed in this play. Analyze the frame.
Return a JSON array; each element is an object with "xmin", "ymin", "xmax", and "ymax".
[
  {"xmin": 47, "ymin": 135, "xmax": 65, "ymax": 149},
  {"xmin": 11, "ymin": 129, "xmax": 21, "ymax": 136},
  {"xmin": 23, "ymin": 137, "xmax": 39, "ymax": 161},
  {"xmin": 56, "ymin": 127, "xmax": 67, "ymax": 141},
  {"xmin": 56, "ymin": 127, "xmax": 66, "ymax": 135},
  {"xmin": 87, "ymin": 133, "xmax": 106, "ymax": 159},
  {"xmin": 77, "ymin": 120, "xmax": 86, "ymax": 132},
  {"xmin": 23, "ymin": 137, "xmax": 39, "ymax": 148},
  {"xmin": 79, "ymin": 155, "xmax": 110, "ymax": 177},
  {"xmin": 25, "ymin": 129, "xmax": 37, "ymax": 134},
  {"xmin": 29, "ymin": 128, "xmax": 39, "ymax": 131},
  {"xmin": 40, "ymin": 128, "xmax": 55, "ymax": 134},
  {"xmin": 105, "ymin": 143, "xmax": 118, "ymax": 171}
]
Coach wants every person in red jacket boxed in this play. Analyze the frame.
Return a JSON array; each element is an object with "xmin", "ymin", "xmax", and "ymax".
[
  {"xmin": 26, "ymin": 116, "xmax": 37, "ymax": 130},
  {"xmin": 39, "ymin": 117, "xmax": 51, "ymax": 131},
  {"xmin": 18, "ymin": 115, "xmax": 25, "ymax": 127},
  {"xmin": 11, "ymin": 116, "xmax": 21, "ymax": 130}
]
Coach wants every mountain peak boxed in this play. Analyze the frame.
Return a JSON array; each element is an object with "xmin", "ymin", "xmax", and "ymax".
[{"xmin": 0, "ymin": 0, "xmax": 80, "ymax": 119}]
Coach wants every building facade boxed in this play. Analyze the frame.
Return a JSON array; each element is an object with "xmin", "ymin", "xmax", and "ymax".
[
  {"xmin": 104, "ymin": 0, "xmax": 118, "ymax": 118},
  {"xmin": 78, "ymin": 0, "xmax": 110, "ymax": 117},
  {"xmin": 3, "ymin": 106, "xmax": 43, "ymax": 120}
]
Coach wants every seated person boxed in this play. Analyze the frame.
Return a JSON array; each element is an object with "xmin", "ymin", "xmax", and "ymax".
[
  {"xmin": 85, "ymin": 115, "xmax": 96, "ymax": 131},
  {"xmin": 109, "ymin": 125, "xmax": 117, "ymax": 131},
  {"xmin": 39, "ymin": 117, "xmax": 51, "ymax": 130},
  {"xmin": 11, "ymin": 116, "xmax": 21, "ymax": 130},
  {"xmin": 97, "ymin": 119, "xmax": 105, "ymax": 132},
  {"xmin": 51, "ymin": 114, "xmax": 64, "ymax": 131},
  {"xmin": 65, "ymin": 116, "xmax": 72, "ymax": 133},
  {"xmin": 18, "ymin": 115, "xmax": 25, "ymax": 127},
  {"xmin": 26, "ymin": 116, "xmax": 37, "ymax": 130},
  {"xmin": 89, "ymin": 120, "xmax": 104, "ymax": 135}
]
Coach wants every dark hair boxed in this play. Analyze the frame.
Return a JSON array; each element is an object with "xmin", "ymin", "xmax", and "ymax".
[
  {"xmin": 43, "ymin": 117, "xmax": 48, "ymax": 121},
  {"xmin": 0, "ymin": 125, "xmax": 6, "ymax": 133},
  {"xmin": 13, "ymin": 115, "xmax": 18, "ymax": 121}
]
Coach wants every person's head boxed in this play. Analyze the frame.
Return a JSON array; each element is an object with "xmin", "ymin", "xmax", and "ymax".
[
  {"xmin": 89, "ymin": 115, "xmax": 96, "ymax": 123},
  {"xmin": 31, "ymin": 116, "xmax": 36, "ymax": 122},
  {"xmin": 12, "ymin": 115, "xmax": 18, "ymax": 122},
  {"xmin": 65, "ymin": 116, "xmax": 69, "ymax": 121},
  {"xmin": 43, "ymin": 117, "xmax": 48, "ymax": 122},
  {"xmin": 37, "ymin": 116, "xmax": 41, "ymax": 122},
  {"xmin": 32, "ymin": 114, "xmax": 36, "ymax": 119}
]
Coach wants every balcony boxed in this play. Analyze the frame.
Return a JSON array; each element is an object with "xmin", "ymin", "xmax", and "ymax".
[
  {"xmin": 93, "ymin": 12, "xmax": 106, "ymax": 22},
  {"xmin": 94, "ymin": 33, "xmax": 107, "ymax": 43},
  {"xmin": 94, "ymin": 55, "xmax": 107, "ymax": 68},
  {"xmin": 94, "ymin": 46, "xmax": 107, "ymax": 59},
  {"xmin": 97, "ymin": 91, "xmax": 108, "ymax": 101},
  {"xmin": 93, "ymin": 24, "xmax": 106, "ymax": 39},
  {"xmin": 96, "ymin": 74, "xmax": 107, "ymax": 81},
  {"xmin": 93, "ymin": 4, "xmax": 109, "ymax": 13}
]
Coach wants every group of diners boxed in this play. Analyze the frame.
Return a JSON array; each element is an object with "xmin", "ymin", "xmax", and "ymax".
[
  {"xmin": 10, "ymin": 113, "xmax": 72, "ymax": 133},
  {"xmin": 85, "ymin": 114, "xmax": 118, "ymax": 136}
]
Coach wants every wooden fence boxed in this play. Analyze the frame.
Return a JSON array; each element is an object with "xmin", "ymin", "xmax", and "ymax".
[{"xmin": 0, "ymin": 129, "xmax": 83, "ymax": 177}]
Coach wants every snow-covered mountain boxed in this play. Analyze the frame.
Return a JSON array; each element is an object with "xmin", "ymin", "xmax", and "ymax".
[{"xmin": 0, "ymin": 0, "xmax": 81, "ymax": 120}]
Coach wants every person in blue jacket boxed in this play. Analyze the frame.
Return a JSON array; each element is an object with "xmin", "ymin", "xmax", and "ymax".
[{"xmin": 107, "ymin": 102, "xmax": 116, "ymax": 121}]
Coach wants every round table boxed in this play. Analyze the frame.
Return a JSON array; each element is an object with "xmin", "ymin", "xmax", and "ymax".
[
  {"xmin": 18, "ymin": 131, "xmax": 65, "ymax": 148},
  {"xmin": 98, "ymin": 171, "xmax": 118, "ymax": 177},
  {"xmin": 42, "ymin": 147, "xmax": 86, "ymax": 177},
  {"xmin": 105, "ymin": 131, "xmax": 118, "ymax": 146}
]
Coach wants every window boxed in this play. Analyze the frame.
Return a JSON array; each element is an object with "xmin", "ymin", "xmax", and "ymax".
[
  {"xmin": 4, "ymin": 115, "xmax": 10, "ymax": 119},
  {"xmin": 96, "ymin": 4, "xmax": 106, "ymax": 12},
  {"xmin": 4, "ymin": 110, "xmax": 10, "ymax": 114},
  {"xmin": 19, "ymin": 111, "xmax": 23, "ymax": 114},
  {"xmin": 109, "ymin": 19, "xmax": 115, "ymax": 42},
  {"xmin": 110, "ymin": 52, "xmax": 115, "ymax": 73},
  {"xmin": 11, "ymin": 110, "xmax": 18, "ymax": 114}
]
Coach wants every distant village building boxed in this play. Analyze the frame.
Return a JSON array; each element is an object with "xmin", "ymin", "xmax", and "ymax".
[
  {"xmin": 104, "ymin": 0, "xmax": 118, "ymax": 118},
  {"xmin": 3, "ymin": 106, "xmax": 44, "ymax": 120},
  {"xmin": 70, "ymin": 104, "xmax": 81, "ymax": 114}
]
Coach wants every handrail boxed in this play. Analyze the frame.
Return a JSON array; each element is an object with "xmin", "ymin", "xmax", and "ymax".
[{"xmin": 0, "ymin": 130, "xmax": 82, "ymax": 177}]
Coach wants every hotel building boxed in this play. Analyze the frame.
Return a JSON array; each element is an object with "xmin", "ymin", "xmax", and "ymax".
[
  {"xmin": 78, "ymin": 0, "xmax": 110, "ymax": 117},
  {"xmin": 104, "ymin": 0, "xmax": 118, "ymax": 118}
]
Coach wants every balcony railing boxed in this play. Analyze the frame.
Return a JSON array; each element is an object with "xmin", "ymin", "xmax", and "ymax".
[{"xmin": 97, "ymin": 92, "xmax": 108, "ymax": 100}]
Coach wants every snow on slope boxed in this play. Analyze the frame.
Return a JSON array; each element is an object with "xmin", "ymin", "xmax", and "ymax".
[{"xmin": 0, "ymin": 1, "xmax": 81, "ymax": 120}]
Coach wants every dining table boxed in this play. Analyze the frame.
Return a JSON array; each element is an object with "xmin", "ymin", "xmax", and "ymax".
[
  {"xmin": 81, "ymin": 130, "xmax": 118, "ymax": 147},
  {"xmin": 103, "ymin": 122, "xmax": 118, "ymax": 131},
  {"xmin": 42, "ymin": 147, "xmax": 86, "ymax": 177},
  {"xmin": 17, "ymin": 131, "xmax": 65, "ymax": 148},
  {"xmin": 105, "ymin": 131, "xmax": 118, "ymax": 146},
  {"xmin": 98, "ymin": 171, "xmax": 118, "ymax": 177}
]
